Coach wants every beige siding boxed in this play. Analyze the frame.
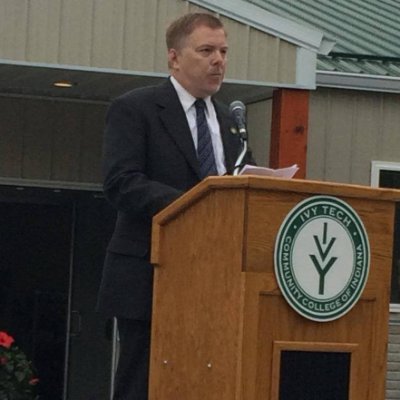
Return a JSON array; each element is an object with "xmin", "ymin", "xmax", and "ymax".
[
  {"xmin": 246, "ymin": 99, "xmax": 272, "ymax": 166},
  {"xmin": 0, "ymin": 0, "xmax": 29, "ymax": 60},
  {"xmin": 0, "ymin": 96, "xmax": 105, "ymax": 184},
  {"xmin": 222, "ymin": 17, "xmax": 250, "ymax": 81},
  {"xmin": 123, "ymin": 0, "xmax": 159, "ymax": 71},
  {"xmin": 26, "ymin": 0, "xmax": 62, "ymax": 63},
  {"xmin": 307, "ymin": 88, "xmax": 400, "ymax": 185},
  {"xmin": 248, "ymin": 29, "xmax": 279, "ymax": 82},
  {"xmin": 387, "ymin": 313, "xmax": 400, "ymax": 400},
  {"xmin": 323, "ymin": 91, "xmax": 354, "ymax": 182},
  {"xmin": 352, "ymin": 94, "xmax": 383, "ymax": 179},
  {"xmin": 91, "ymin": 0, "xmax": 126, "ymax": 69},
  {"xmin": 277, "ymin": 40, "xmax": 296, "ymax": 83},
  {"xmin": 152, "ymin": 0, "xmax": 190, "ymax": 72},
  {"xmin": 381, "ymin": 94, "xmax": 400, "ymax": 160},
  {"xmin": 223, "ymin": 21, "xmax": 297, "ymax": 83},
  {"xmin": 0, "ymin": 0, "xmax": 297, "ymax": 85},
  {"xmin": 306, "ymin": 89, "xmax": 329, "ymax": 180},
  {"xmin": 59, "ymin": 0, "xmax": 94, "ymax": 65}
]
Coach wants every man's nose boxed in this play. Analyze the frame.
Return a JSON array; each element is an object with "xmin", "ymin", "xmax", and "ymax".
[{"xmin": 212, "ymin": 50, "xmax": 225, "ymax": 64}]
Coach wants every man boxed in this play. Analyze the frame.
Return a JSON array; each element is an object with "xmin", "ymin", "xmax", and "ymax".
[{"xmin": 97, "ymin": 12, "xmax": 250, "ymax": 400}]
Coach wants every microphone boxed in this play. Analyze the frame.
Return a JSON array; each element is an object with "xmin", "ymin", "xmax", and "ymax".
[
  {"xmin": 229, "ymin": 100, "xmax": 249, "ymax": 176},
  {"xmin": 229, "ymin": 100, "xmax": 247, "ymax": 139}
]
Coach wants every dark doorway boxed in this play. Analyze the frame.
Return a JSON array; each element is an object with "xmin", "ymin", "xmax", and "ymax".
[
  {"xmin": 0, "ymin": 185, "xmax": 115, "ymax": 400},
  {"xmin": 0, "ymin": 196, "xmax": 72, "ymax": 399}
]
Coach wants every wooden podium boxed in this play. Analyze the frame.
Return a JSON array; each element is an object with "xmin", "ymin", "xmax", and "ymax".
[{"xmin": 149, "ymin": 176, "xmax": 400, "ymax": 400}]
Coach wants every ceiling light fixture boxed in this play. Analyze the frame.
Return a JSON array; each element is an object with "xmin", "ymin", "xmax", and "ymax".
[{"xmin": 53, "ymin": 80, "xmax": 75, "ymax": 88}]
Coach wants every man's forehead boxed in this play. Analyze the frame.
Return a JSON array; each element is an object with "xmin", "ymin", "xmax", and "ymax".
[
  {"xmin": 186, "ymin": 26, "xmax": 227, "ymax": 43},
  {"xmin": 190, "ymin": 24, "xmax": 226, "ymax": 36}
]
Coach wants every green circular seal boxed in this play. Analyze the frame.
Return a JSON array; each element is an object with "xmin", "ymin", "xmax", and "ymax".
[{"xmin": 274, "ymin": 195, "xmax": 370, "ymax": 322}]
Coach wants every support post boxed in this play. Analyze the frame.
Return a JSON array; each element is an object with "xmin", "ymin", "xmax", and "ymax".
[{"xmin": 270, "ymin": 88, "xmax": 310, "ymax": 178}]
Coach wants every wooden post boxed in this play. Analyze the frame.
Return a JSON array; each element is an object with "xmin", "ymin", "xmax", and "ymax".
[{"xmin": 270, "ymin": 89, "xmax": 309, "ymax": 178}]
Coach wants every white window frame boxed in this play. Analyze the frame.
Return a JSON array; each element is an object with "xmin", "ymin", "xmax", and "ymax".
[{"xmin": 371, "ymin": 160, "xmax": 400, "ymax": 313}]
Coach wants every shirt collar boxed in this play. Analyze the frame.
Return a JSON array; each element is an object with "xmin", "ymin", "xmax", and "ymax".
[{"xmin": 170, "ymin": 76, "xmax": 212, "ymax": 114}]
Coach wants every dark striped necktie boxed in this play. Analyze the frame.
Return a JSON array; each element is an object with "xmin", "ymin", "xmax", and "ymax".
[{"xmin": 195, "ymin": 99, "xmax": 218, "ymax": 179}]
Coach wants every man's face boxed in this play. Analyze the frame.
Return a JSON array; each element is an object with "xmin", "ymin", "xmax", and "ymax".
[{"xmin": 169, "ymin": 25, "xmax": 228, "ymax": 98}]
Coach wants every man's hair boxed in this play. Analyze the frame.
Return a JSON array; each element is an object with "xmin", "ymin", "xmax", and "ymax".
[{"xmin": 166, "ymin": 12, "xmax": 225, "ymax": 50}]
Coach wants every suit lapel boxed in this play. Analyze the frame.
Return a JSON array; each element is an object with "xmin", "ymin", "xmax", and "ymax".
[{"xmin": 156, "ymin": 80, "xmax": 201, "ymax": 178}]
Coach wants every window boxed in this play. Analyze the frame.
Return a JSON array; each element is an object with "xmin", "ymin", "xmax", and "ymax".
[{"xmin": 371, "ymin": 161, "xmax": 400, "ymax": 312}]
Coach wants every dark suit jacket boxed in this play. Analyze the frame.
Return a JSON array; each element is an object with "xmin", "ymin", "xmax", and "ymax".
[{"xmin": 97, "ymin": 79, "xmax": 244, "ymax": 320}]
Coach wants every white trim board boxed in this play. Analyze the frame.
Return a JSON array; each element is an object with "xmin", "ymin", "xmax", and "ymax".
[{"xmin": 318, "ymin": 71, "xmax": 400, "ymax": 94}]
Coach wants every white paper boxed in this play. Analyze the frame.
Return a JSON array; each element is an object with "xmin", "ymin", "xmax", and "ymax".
[{"xmin": 239, "ymin": 164, "xmax": 299, "ymax": 179}]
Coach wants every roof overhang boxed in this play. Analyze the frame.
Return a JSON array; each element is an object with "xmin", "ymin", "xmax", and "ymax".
[
  {"xmin": 190, "ymin": 0, "xmax": 333, "ymax": 54},
  {"xmin": 0, "ymin": 60, "xmax": 279, "ymax": 103}
]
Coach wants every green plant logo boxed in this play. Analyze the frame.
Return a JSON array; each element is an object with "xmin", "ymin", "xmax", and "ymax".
[{"xmin": 274, "ymin": 196, "xmax": 370, "ymax": 322}]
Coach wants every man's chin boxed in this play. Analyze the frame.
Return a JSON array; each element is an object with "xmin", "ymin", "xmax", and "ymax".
[{"xmin": 206, "ymin": 82, "xmax": 222, "ymax": 96}]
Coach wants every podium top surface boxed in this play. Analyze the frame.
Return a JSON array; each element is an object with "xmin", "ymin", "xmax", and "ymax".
[{"xmin": 153, "ymin": 175, "xmax": 400, "ymax": 226}]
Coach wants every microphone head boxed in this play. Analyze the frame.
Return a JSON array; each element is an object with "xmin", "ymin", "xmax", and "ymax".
[
  {"xmin": 229, "ymin": 100, "xmax": 247, "ymax": 133},
  {"xmin": 229, "ymin": 100, "xmax": 246, "ymax": 114}
]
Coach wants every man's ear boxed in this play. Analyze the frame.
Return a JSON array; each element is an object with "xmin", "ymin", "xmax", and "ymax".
[{"xmin": 168, "ymin": 48, "xmax": 179, "ymax": 71}]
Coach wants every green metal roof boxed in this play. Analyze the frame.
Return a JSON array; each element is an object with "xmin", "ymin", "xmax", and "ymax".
[{"xmin": 246, "ymin": 0, "xmax": 400, "ymax": 78}]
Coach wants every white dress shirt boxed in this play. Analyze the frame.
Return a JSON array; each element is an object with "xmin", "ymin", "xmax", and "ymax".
[{"xmin": 170, "ymin": 76, "xmax": 227, "ymax": 175}]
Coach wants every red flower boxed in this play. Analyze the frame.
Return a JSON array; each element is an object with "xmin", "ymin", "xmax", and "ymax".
[
  {"xmin": 29, "ymin": 378, "xmax": 39, "ymax": 386},
  {"xmin": 0, "ymin": 331, "xmax": 14, "ymax": 348},
  {"xmin": 0, "ymin": 356, "xmax": 7, "ymax": 365}
]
